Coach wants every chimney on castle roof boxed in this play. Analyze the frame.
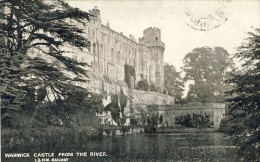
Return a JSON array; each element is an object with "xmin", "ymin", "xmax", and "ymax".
[
  {"xmin": 106, "ymin": 20, "xmax": 110, "ymax": 28},
  {"xmin": 129, "ymin": 34, "xmax": 135, "ymax": 41}
]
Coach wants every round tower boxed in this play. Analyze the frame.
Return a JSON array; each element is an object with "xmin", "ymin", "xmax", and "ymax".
[
  {"xmin": 142, "ymin": 27, "xmax": 165, "ymax": 92},
  {"xmin": 90, "ymin": 6, "xmax": 101, "ymax": 22}
]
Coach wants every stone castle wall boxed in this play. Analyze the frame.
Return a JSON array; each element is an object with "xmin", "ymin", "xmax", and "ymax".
[
  {"xmin": 64, "ymin": 7, "xmax": 165, "ymax": 94},
  {"xmin": 131, "ymin": 89, "xmax": 175, "ymax": 106},
  {"xmin": 160, "ymin": 103, "xmax": 225, "ymax": 128}
]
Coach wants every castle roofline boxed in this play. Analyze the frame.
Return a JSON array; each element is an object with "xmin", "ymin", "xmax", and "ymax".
[
  {"xmin": 101, "ymin": 24, "xmax": 141, "ymax": 45},
  {"xmin": 144, "ymin": 27, "xmax": 160, "ymax": 32}
]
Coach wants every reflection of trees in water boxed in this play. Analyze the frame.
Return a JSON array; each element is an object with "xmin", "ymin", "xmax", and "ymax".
[
  {"xmin": 145, "ymin": 112, "xmax": 159, "ymax": 133},
  {"xmin": 175, "ymin": 113, "xmax": 211, "ymax": 128}
]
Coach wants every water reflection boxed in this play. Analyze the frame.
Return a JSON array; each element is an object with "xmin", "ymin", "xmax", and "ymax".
[
  {"xmin": 2, "ymin": 133, "xmax": 239, "ymax": 162},
  {"xmin": 80, "ymin": 133, "xmax": 238, "ymax": 161}
]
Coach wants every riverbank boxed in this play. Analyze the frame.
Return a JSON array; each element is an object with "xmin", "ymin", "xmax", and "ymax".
[
  {"xmin": 1, "ymin": 125, "xmax": 221, "ymax": 153},
  {"xmin": 157, "ymin": 127, "xmax": 217, "ymax": 133},
  {"xmin": 1, "ymin": 126, "xmax": 100, "ymax": 152},
  {"xmin": 101, "ymin": 125, "xmax": 218, "ymax": 135}
]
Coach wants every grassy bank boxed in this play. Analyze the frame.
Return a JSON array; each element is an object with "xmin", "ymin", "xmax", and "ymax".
[{"xmin": 1, "ymin": 126, "xmax": 100, "ymax": 152}]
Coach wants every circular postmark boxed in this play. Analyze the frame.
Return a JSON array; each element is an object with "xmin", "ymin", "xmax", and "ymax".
[{"xmin": 183, "ymin": 0, "xmax": 232, "ymax": 31}]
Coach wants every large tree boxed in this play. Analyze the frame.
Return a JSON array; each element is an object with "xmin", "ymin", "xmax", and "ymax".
[
  {"xmin": 164, "ymin": 63, "xmax": 184, "ymax": 102},
  {"xmin": 225, "ymin": 28, "xmax": 260, "ymax": 161},
  {"xmin": 182, "ymin": 47, "xmax": 234, "ymax": 103},
  {"xmin": 0, "ymin": 0, "xmax": 92, "ymax": 127}
]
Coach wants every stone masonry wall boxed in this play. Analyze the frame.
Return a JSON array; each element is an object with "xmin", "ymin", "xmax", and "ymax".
[{"xmin": 161, "ymin": 103, "xmax": 225, "ymax": 128}]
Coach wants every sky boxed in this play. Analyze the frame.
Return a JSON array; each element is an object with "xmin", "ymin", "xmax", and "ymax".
[{"xmin": 67, "ymin": 0, "xmax": 260, "ymax": 70}]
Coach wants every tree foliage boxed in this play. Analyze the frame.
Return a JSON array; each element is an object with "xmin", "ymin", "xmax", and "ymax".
[
  {"xmin": 182, "ymin": 47, "xmax": 234, "ymax": 103},
  {"xmin": 0, "ymin": 0, "xmax": 92, "ymax": 127},
  {"xmin": 104, "ymin": 88, "xmax": 128, "ymax": 126},
  {"xmin": 224, "ymin": 28, "xmax": 260, "ymax": 161},
  {"xmin": 36, "ymin": 90, "xmax": 103, "ymax": 127},
  {"xmin": 164, "ymin": 63, "xmax": 184, "ymax": 101},
  {"xmin": 136, "ymin": 79, "xmax": 149, "ymax": 91}
]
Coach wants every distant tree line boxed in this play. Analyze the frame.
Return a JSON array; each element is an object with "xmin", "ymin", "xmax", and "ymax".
[
  {"xmin": 163, "ymin": 28, "xmax": 260, "ymax": 161},
  {"xmin": 164, "ymin": 46, "xmax": 234, "ymax": 104}
]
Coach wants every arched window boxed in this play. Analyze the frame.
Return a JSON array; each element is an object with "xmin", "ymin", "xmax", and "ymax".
[
  {"xmin": 88, "ymin": 27, "xmax": 90, "ymax": 35},
  {"xmin": 116, "ymin": 51, "xmax": 120, "ymax": 63},
  {"xmin": 93, "ymin": 43, "xmax": 96, "ymax": 55},
  {"xmin": 111, "ymin": 48, "xmax": 114, "ymax": 62},
  {"xmin": 100, "ymin": 44, "xmax": 103, "ymax": 57},
  {"xmin": 87, "ymin": 42, "xmax": 91, "ymax": 52},
  {"xmin": 149, "ymin": 65, "xmax": 153, "ymax": 82},
  {"xmin": 95, "ymin": 60, "xmax": 98, "ymax": 72},
  {"xmin": 92, "ymin": 29, "xmax": 95, "ymax": 40},
  {"xmin": 99, "ymin": 61, "xmax": 103, "ymax": 74}
]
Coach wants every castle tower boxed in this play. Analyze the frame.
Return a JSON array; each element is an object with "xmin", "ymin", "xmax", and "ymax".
[
  {"xmin": 90, "ymin": 6, "xmax": 101, "ymax": 22},
  {"xmin": 142, "ymin": 27, "xmax": 165, "ymax": 92},
  {"xmin": 89, "ymin": 6, "xmax": 102, "ymax": 75}
]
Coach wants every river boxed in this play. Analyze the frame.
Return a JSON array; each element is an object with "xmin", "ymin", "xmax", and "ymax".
[
  {"xmin": 2, "ymin": 132, "xmax": 240, "ymax": 162},
  {"xmin": 71, "ymin": 132, "xmax": 238, "ymax": 161}
]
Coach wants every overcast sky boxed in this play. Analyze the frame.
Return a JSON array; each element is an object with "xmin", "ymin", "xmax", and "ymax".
[{"xmin": 68, "ymin": 0, "xmax": 260, "ymax": 70}]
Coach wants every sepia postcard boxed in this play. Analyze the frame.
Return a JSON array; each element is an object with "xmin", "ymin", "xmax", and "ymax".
[{"xmin": 1, "ymin": 0, "xmax": 260, "ymax": 161}]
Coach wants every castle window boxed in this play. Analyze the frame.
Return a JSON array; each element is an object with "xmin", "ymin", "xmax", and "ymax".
[
  {"xmin": 155, "ymin": 37, "xmax": 158, "ymax": 41},
  {"xmin": 111, "ymin": 48, "xmax": 114, "ymax": 62},
  {"xmin": 116, "ymin": 51, "xmax": 120, "ymax": 63},
  {"xmin": 100, "ymin": 44, "xmax": 103, "ymax": 57},
  {"xmin": 99, "ymin": 61, "xmax": 103, "ymax": 74},
  {"xmin": 93, "ymin": 43, "xmax": 96, "ymax": 55},
  {"xmin": 87, "ymin": 42, "xmax": 91, "ymax": 52},
  {"xmin": 121, "ymin": 57, "xmax": 124, "ymax": 64},
  {"xmin": 91, "ymin": 61, "xmax": 93, "ymax": 70},
  {"xmin": 92, "ymin": 29, "xmax": 95, "ymax": 40},
  {"xmin": 95, "ymin": 60, "xmax": 98, "ymax": 72}
]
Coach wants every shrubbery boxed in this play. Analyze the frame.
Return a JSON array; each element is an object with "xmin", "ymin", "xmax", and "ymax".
[
  {"xmin": 175, "ymin": 113, "xmax": 211, "ymax": 128},
  {"xmin": 136, "ymin": 79, "xmax": 159, "ymax": 93},
  {"xmin": 1, "ymin": 127, "xmax": 99, "ymax": 152},
  {"xmin": 136, "ymin": 79, "xmax": 150, "ymax": 91}
]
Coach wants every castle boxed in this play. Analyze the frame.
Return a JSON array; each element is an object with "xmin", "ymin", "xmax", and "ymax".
[
  {"xmin": 71, "ymin": 7, "xmax": 165, "ymax": 94},
  {"xmin": 79, "ymin": 7, "xmax": 224, "ymax": 128}
]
